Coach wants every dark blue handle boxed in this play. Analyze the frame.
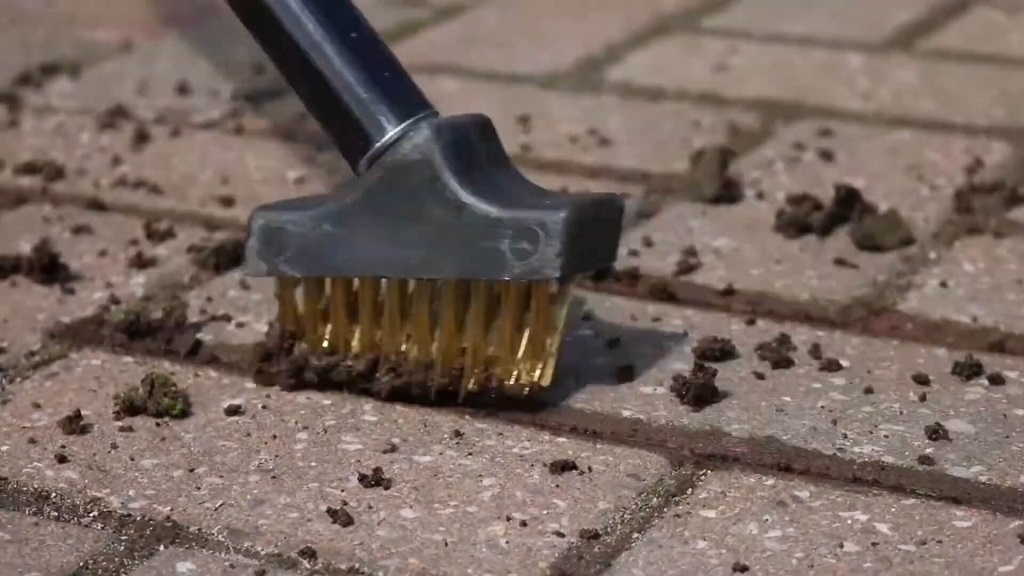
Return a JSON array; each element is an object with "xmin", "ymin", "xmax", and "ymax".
[{"xmin": 227, "ymin": 0, "xmax": 438, "ymax": 172}]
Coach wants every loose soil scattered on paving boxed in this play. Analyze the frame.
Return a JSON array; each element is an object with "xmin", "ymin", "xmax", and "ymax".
[
  {"xmin": 754, "ymin": 332, "xmax": 797, "ymax": 370},
  {"xmin": 357, "ymin": 466, "xmax": 393, "ymax": 490},
  {"xmin": 670, "ymin": 361, "xmax": 723, "ymax": 410},
  {"xmin": 0, "ymin": 238, "xmax": 79, "ymax": 288},
  {"xmin": 187, "ymin": 236, "xmax": 245, "ymax": 274},
  {"xmin": 113, "ymin": 371, "xmax": 192, "ymax": 419},
  {"xmin": 56, "ymin": 408, "xmax": 90, "ymax": 435},
  {"xmin": 692, "ymin": 336, "xmax": 739, "ymax": 363},
  {"xmin": 951, "ymin": 353, "xmax": 985, "ymax": 382}
]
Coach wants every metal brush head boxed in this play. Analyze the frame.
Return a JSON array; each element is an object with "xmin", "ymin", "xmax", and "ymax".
[{"xmin": 245, "ymin": 113, "xmax": 623, "ymax": 397}]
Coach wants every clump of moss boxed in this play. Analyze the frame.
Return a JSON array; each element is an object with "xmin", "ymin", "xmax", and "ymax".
[{"xmin": 113, "ymin": 371, "xmax": 191, "ymax": 419}]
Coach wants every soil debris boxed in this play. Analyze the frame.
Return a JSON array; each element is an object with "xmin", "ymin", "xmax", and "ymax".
[
  {"xmin": 673, "ymin": 245, "xmax": 702, "ymax": 276},
  {"xmin": 214, "ymin": 194, "xmax": 237, "ymax": 208},
  {"xmin": 731, "ymin": 562, "xmax": 751, "ymax": 574},
  {"xmin": 688, "ymin": 145, "xmax": 744, "ymax": 204},
  {"xmin": 548, "ymin": 459, "xmax": 580, "ymax": 475},
  {"xmin": 325, "ymin": 505, "xmax": 355, "ymax": 528},
  {"xmin": 751, "ymin": 370, "xmax": 765, "ymax": 381},
  {"xmin": 12, "ymin": 158, "xmax": 66, "ymax": 183},
  {"xmin": 96, "ymin": 103, "xmax": 135, "ymax": 130},
  {"xmin": 69, "ymin": 223, "xmax": 95, "ymax": 236},
  {"xmin": 111, "ymin": 174, "xmax": 165, "ymax": 195},
  {"xmin": 142, "ymin": 219, "xmax": 176, "ymax": 244},
  {"xmin": 670, "ymin": 361, "xmax": 722, "ymax": 410},
  {"xmin": 818, "ymin": 357, "xmax": 843, "ymax": 373},
  {"xmin": 807, "ymin": 342, "xmax": 823, "ymax": 361},
  {"xmin": 53, "ymin": 452, "xmax": 69, "ymax": 465},
  {"xmin": 113, "ymin": 371, "xmax": 191, "ymax": 419},
  {"xmin": 130, "ymin": 123, "xmax": 151, "ymax": 152},
  {"xmin": 754, "ymin": 332, "xmax": 797, "ymax": 370},
  {"xmin": 296, "ymin": 546, "xmax": 318, "ymax": 563},
  {"xmin": 126, "ymin": 250, "xmax": 158, "ymax": 270},
  {"xmin": 773, "ymin": 183, "xmax": 871, "ymax": 239},
  {"xmin": 0, "ymin": 238, "xmax": 78, "ymax": 287},
  {"xmin": 986, "ymin": 371, "xmax": 1006, "ymax": 386},
  {"xmin": 911, "ymin": 372, "xmax": 931, "ymax": 386},
  {"xmin": 832, "ymin": 256, "xmax": 859, "ymax": 269},
  {"xmin": 187, "ymin": 236, "xmax": 245, "ymax": 274},
  {"xmin": 924, "ymin": 422, "xmax": 951, "ymax": 442},
  {"xmin": 11, "ymin": 60, "xmax": 81, "ymax": 89},
  {"xmin": 692, "ymin": 336, "xmax": 739, "ymax": 363},
  {"xmin": 849, "ymin": 208, "xmax": 916, "ymax": 252},
  {"xmin": 578, "ymin": 527, "xmax": 602, "ymax": 541},
  {"xmin": 862, "ymin": 385, "xmax": 875, "ymax": 395},
  {"xmin": 56, "ymin": 408, "xmax": 89, "ymax": 435},
  {"xmin": 357, "ymin": 466, "xmax": 393, "ymax": 490},
  {"xmin": 223, "ymin": 403, "xmax": 244, "ymax": 417},
  {"xmin": 950, "ymin": 353, "xmax": 985, "ymax": 382},
  {"xmin": 916, "ymin": 453, "xmax": 936, "ymax": 467}
]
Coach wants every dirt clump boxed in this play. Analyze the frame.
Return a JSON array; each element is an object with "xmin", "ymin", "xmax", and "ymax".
[
  {"xmin": 188, "ymin": 236, "xmax": 245, "ymax": 274},
  {"xmin": 11, "ymin": 158, "xmax": 66, "ymax": 183},
  {"xmin": 142, "ymin": 219, "xmax": 177, "ymax": 244},
  {"xmin": 0, "ymin": 238, "xmax": 79, "ymax": 289},
  {"xmin": 53, "ymin": 452, "xmax": 70, "ymax": 464},
  {"xmin": 223, "ymin": 402, "xmax": 244, "ymax": 417},
  {"xmin": 849, "ymin": 209, "xmax": 915, "ymax": 252},
  {"xmin": 578, "ymin": 527, "xmax": 602, "ymax": 541},
  {"xmin": 754, "ymin": 332, "xmax": 797, "ymax": 370},
  {"xmin": 986, "ymin": 371, "xmax": 1006, "ymax": 386},
  {"xmin": 325, "ymin": 505, "xmax": 354, "ymax": 527},
  {"xmin": 807, "ymin": 342, "xmax": 823, "ymax": 361},
  {"xmin": 673, "ymin": 245, "xmax": 702, "ymax": 276},
  {"xmin": 731, "ymin": 562, "xmax": 751, "ymax": 574},
  {"xmin": 357, "ymin": 466, "xmax": 393, "ymax": 490},
  {"xmin": 924, "ymin": 422, "xmax": 951, "ymax": 442},
  {"xmin": 818, "ymin": 357, "xmax": 843, "ymax": 373},
  {"xmin": 911, "ymin": 372, "xmax": 931, "ymax": 386},
  {"xmin": 296, "ymin": 546, "xmax": 318, "ymax": 563},
  {"xmin": 56, "ymin": 408, "xmax": 90, "ymax": 435},
  {"xmin": 951, "ymin": 353, "xmax": 985, "ymax": 382},
  {"xmin": 12, "ymin": 60, "xmax": 81, "ymax": 89},
  {"xmin": 113, "ymin": 371, "xmax": 191, "ymax": 419},
  {"xmin": 692, "ymin": 336, "xmax": 739, "ymax": 363},
  {"xmin": 111, "ymin": 174, "xmax": 165, "ymax": 195},
  {"xmin": 916, "ymin": 454, "xmax": 936, "ymax": 467},
  {"xmin": 670, "ymin": 361, "xmax": 722, "ymax": 410},
  {"xmin": 127, "ymin": 250, "xmax": 158, "ymax": 270},
  {"xmin": 548, "ymin": 459, "xmax": 580, "ymax": 475},
  {"xmin": 96, "ymin": 103, "xmax": 135, "ymax": 130}
]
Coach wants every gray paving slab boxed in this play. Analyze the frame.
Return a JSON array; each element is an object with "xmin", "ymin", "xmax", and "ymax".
[
  {"xmin": 395, "ymin": 0, "xmax": 703, "ymax": 75},
  {"xmin": 0, "ymin": 203, "xmax": 210, "ymax": 360},
  {"xmin": 553, "ymin": 293, "xmax": 1024, "ymax": 488},
  {"xmin": 918, "ymin": 4, "xmax": 1024, "ymax": 59},
  {"xmin": 606, "ymin": 33, "xmax": 1024, "ymax": 128},
  {"xmin": 130, "ymin": 548, "xmax": 295, "ymax": 576},
  {"xmin": 0, "ymin": 347, "xmax": 670, "ymax": 574},
  {"xmin": 618, "ymin": 119, "xmax": 1011, "ymax": 302},
  {"xmin": 701, "ymin": 0, "xmax": 945, "ymax": 44},
  {"xmin": 0, "ymin": 112, "xmax": 336, "ymax": 222},
  {"xmin": 898, "ymin": 234, "xmax": 1024, "ymax": 333},
  {"xmin": 0, "ymin": 510, "xmax": 112, "ymax": 576},
  {"xmin": 0, "ymin": 30, "xmax": 122, "ymax": 88},
  {"xmin": 607, "ymin": 468, "xmax": 1024, "ymax": 576},
  {"xmin": 413, "ymin": 73, "xmax": 762, "ymax": 174}
]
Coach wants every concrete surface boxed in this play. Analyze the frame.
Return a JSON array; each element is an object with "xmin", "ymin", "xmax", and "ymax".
[{"xmin": 2, "ymin": 1, "xmax": 1024, "ymax": 574}]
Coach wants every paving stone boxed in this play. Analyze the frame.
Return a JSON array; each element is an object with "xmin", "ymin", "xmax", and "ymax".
[
  {"xmin": 701, "ymin": 0, "xmax": 944, "ymax": 44},
  {"xmin": 356, "ymin": 0, "xmax": 440, "ymax": 36},
  {"xmin": 607, "ymin": 468, "xmax": 1024, "ymax": 575},
  {"xmin": 39, "ymin": 14, "xmax": 280, "ymax": 123},
  {"xmin": 414, "ymin": 73, "xmax": 762, "ymax": 174},
  {"xmin": 0, "ymin": 510, "xmax": 112, "ymax": 576},
  {"xmin": 0, "ymin": 113, "xmax": 335, "ymax": 222},
  {"xmin": 0, "ymin": 0, "xmax": 214, "ymax": 42},
  {"xmin": 918, "ymin": 5, "xmax": 1024, "ymax": 59},
  {"xmin": 606, "ymin": 34, "xmax": 1024, "ymax": 128},
  {"xmin": 131, "ymin": 548, "xmax": 294, "ymax": 576},
  {"xmin": 552, "ymin": 293, "xmax": 1024, "ymax": 488},
  {"xmin": 395, "ymin": 0, "xmax": 703, "ymax": 75},
  {"xmin": 0, "ymin": 203, "xmax": 209, "ymax": 360},
  {"xmin": 617, "ymin": 120, "xmax": 1010, "ymax": 302},
  {"xmin": 898, "ymin": 235, "xmax": 1024, "ymax": 333},
  {"xmin": 0, "ymin": 348, "xmax": 669, "ymax": 574},
  {"xmin": 0, "ymin": 30, "xmax": 123, "ymax": 89}
]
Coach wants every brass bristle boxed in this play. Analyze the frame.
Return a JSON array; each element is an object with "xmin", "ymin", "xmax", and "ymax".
[{"xmin": 273, "ymin": 276, "xmax": 574, "ymax": 397}]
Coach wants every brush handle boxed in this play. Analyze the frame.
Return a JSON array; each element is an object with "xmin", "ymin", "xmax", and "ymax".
[{"xmin": 226, "ymin": 0, "xmax": 439, "ymax": 173}]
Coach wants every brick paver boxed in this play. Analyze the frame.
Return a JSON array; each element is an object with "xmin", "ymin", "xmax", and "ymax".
[
  {"xmin": 918, "ymin": 4, "xmax": 1024, "ymax": 59},
  {"xmin": 415, "ymin": 73, "xmax": 763, "ymax": 174},
  {"xmin": 701, "ymin": 0, "xmax": 945, "ymax": 44},
  {"xmin": 395, "ymin": 0, "xmax": 703, "ymax": 76},
  {"xmin": 0, "ymin": 349, "xmax": 670, "ymax": 574},
  {"xmin": 0, "ymin": 510, "xmax": 112, "ymax": 575},
  {"xmin": 0, "ymin": 113, "xmax": 336, "ymax": 223},
  {"xmin": 0, "ymin": 203, "xmax": 209, "ymax": 360},
  {"xmin": 558, "ymin": 295, "xmax": 1024, "ymax": 488},
  {"xmin": 606, "ymin": 34, "xmax": 1024, "ymax": 128},
  {"xmin": 607, "ymin": 468, "xmax": 1024, "ymax": 575},
  {"xmin": 619, "ymin": 120, "xmax": 1011, "ymax": 303},
  {"xmin": 130, "ymin": 548, "xmax": 295, "ymax": 576}
]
